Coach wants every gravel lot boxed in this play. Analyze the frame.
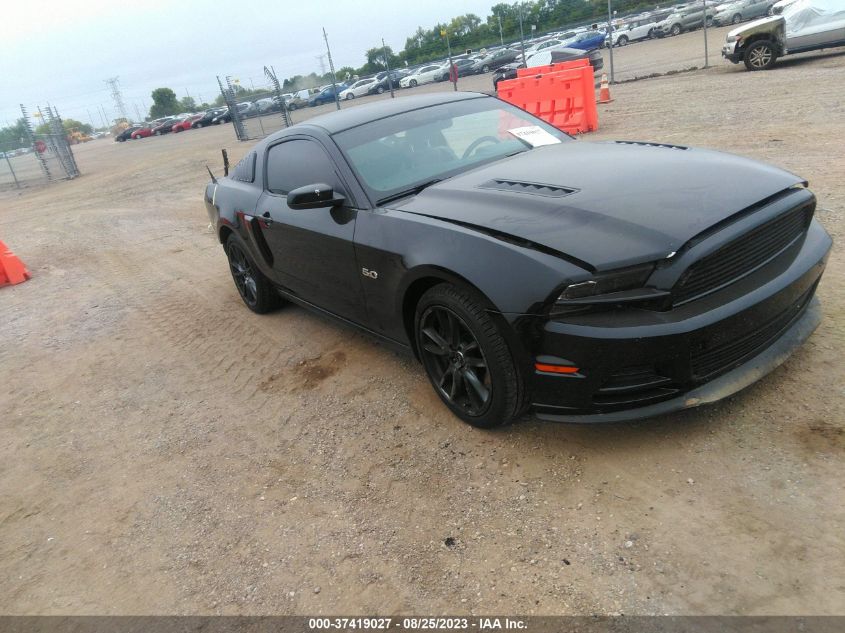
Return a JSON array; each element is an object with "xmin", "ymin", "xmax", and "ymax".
[{"xmin": 1, "ymin": 32, "xmax": 843, "ymax": 616}]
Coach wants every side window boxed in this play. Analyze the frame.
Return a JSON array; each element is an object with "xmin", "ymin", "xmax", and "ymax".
[
  {"xmin": 231, "ymin": 152, "xmax": 256, "ymax": 183},
  {"xmin": 266, "ymin": 139, "xmax": 342, "ymax": 195}
]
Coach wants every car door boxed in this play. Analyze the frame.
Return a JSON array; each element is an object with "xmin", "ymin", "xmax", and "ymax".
[{"xmin": 256, "ymin": 137, "xmax": 367, "ymax": 322}]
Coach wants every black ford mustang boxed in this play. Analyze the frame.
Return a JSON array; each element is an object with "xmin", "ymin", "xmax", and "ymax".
[{"xmin": 204, "ymin": 92, "xmax": 831, "ymax": 428}]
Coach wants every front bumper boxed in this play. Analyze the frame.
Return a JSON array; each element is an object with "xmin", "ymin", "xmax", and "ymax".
[
  {"xmin": 722, "ymin": 40, "xmax": 743, "ymax": 62},
  {"xmin": 528, "ymin": 219, "xmax": 831, "ymax": 422}
]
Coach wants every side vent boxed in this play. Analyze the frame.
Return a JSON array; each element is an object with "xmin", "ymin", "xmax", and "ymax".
[
  {"xmin": 479, "ymin": 179, "xmax": 578, "ymax": 198},
  {"xmin": 615, "ymin": 141, "xmax": 688, "ymax": 150}
]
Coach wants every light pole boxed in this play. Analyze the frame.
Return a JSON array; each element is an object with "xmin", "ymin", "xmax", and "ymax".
[
  {"xmin": 607, "ymin": 0, "xmax": 615, "ymax": 83},
  {"xmin": 323, "ymin": 27, "xmax": 341, "ymax": 111},
  {"xmin": 497, "ymin": 14, "xmax": 504, "ymax": 46},
  {"xmin": 441, "ymin": 28, "xmax": 457, "ymax": 91},
  {"xmin": 702, "ymin": 0, "xmax": 710, "ymax": 68},
  {"xmin": 517, "ymin": 3, "xmax": 527, "ymax": 66},
  {"xmin": 382, "ymin": 38, "xmax": 395, "ymax": 98}
]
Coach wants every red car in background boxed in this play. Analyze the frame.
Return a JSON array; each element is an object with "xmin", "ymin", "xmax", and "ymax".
[
  {"xmin": 172, "ymin": 114, "xmax": 202, "ymax": 133},
  {"xmin": 131, "ymin": 125, "xmax": 154, "ymax": 139}
]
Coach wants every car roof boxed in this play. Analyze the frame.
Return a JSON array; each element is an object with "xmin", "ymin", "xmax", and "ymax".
[{"xmin": 293, "ymin": 92, "xmax": 489, "ymax": 135}]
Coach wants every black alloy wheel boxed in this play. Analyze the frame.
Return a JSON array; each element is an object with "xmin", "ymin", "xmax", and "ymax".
[
  {"xmin": 415, "ymin": 284, "xmax": 526, "ymax": 428},
  {"xmin": 225, "ymin": 236, "xmax": 281, "ymax": 314}
]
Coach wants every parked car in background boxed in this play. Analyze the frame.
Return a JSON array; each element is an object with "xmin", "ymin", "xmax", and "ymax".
[
  {"xmin": 115, "ymin": 125, "xmax": 143, "ymax": 142},
  {"xmin": 255, "ymin": 98, "xmax": 280, "ymax": 114},
  {"xmin": 238, "ymin": 102, "xmax": 258, "ymax": 118},
  {"xmin": 657, "ymin": 4, "xmax": 718, "ymax": 36},
  {"xmin": 469, "ymin": 48, "xmax": 519, "ymax": 73},
  {"xmin": 172, "ymin": 114, "xmax": 203, "ymax": 133},
  {"xmin": 723, "ymin": 0, "xmax": 845, "ymax": 69},
  {"xmin": 400, "ymin": 64, "xmax": 446, "ymax": 87},
  {"xmin": 131, "ymin": 124, "xmax": 154, "ymax": 139},
  {"xmin": 561, "ymin": 28, "xmax": 608, "ymax": 50},
  {"xmin": 340, "ymin": 78, "xmax": 377, "ymax": 99},
  {"xmin": 150, "ymin": 118, "xmax": 177, "ymax": 135},
  {"xmin": 433, "ymin": 58, "xmax": 477, "ymax": 81},
  {"xmin": 286, "ymin": 89, "xmax": 310, "ymax": 110},
  {"xmin": 493, "ymin": 47, "xmax": 604, "ymax": 89},
  {"xmin": 713, "ymin": 0, "xmax": 777, "ymax": 25},
  {"xmin": 368, "ymin": 71, "xmax": 403, "ymax": 95},
  {"xmin": 192, "ymin": 108, "xmax": 226, "ymax": 128},
  {"xmin": 308, "ymin": 85, "xmax": 342, "ymax": 106},
  {"xmin": 608, "ymin": 18, "xmax": 658, "ymax": 45}
]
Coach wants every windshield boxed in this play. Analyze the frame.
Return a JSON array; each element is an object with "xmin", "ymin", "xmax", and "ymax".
[{"xmin": 333, "ymin": 97, "xmax": 571, "ymax": 204}]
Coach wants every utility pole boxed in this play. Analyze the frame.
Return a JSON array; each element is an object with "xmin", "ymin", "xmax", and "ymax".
[
  {"xmin": 497, "ymin": 14, "xmax": 504, "ymax": 46},
  {"xmin": 97, "ymin": 105, "xmax": 107, "ymax": 129},
  {"xmin": 323, "ymin": 27, "xmax": 341, "ymax": 111},
  {"xmin": 607, "ymin": 0, "xmax": 615, "ymax": 83}
]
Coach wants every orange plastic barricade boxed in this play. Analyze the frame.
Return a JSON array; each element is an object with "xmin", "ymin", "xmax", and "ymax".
[
  {"xmin": 0, "ymin": 240, "xmax": 31, "ymax": 286},
  {"xmin": 497, "ymin": 59, "xmax": 598, "ymax": 135}
]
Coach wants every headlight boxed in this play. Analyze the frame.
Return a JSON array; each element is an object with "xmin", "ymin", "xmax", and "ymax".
[
  {"xmin": 557, "ymin": 264, "xmax": 656, "ymax": 302},
  {"xmin": 726, "ymin": 34, "xmax": 741, "ymax": 42}
]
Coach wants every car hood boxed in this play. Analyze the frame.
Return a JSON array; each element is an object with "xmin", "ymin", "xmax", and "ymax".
[
  {"xmin": 393, "ymin": 141, "xmax": 804, "ymax": 271},
  {"xmin": 728, "ymin": 14, "xmax": 783, "ymax": 37}
]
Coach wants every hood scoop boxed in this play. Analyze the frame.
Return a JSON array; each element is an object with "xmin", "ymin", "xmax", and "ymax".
[
  {"xmin": 479, "ymin": 178, "xmax": 578, "ymax": 198},
  {"xmin": 615, "ymin": 140, "xmax": 688, "ymax": 150}
]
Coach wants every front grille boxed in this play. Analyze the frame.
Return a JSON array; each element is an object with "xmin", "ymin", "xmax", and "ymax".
[
  {"xmin": 593, "ymin": 365, "xmax": 680, "ymax": 408},
  {"xmin": 691, "ymin": 285, "xmax": 815, "ymax": 380},
  {"xmin": 674, "ymin": 205, "xmax": 812, "ymax": 304}
]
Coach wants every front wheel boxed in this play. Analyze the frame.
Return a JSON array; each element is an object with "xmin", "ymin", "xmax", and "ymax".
[
  {"xmin": 376, "ymin": 86, "xmax": 385, "ymax": 94},
  {"xmin": 744, "ymin": 39, "xmax": 778, "ymax": 70},
  {"xmin": 670, "ymin": 23, "xmax": 682, "ymax": 35},
  {"xmin": 155, "ymin": 130, "xmax": 161, "ymax": 136},
  {"xmin": 731, "ymin": 13, "xmax": 742, "ymax": 24},
  {"xmin": 346, "ymin": 93, "xmax": 354, "ymax": 100},
  {"xmin": 225, "ymin": 236, "xmax": 282, "ymax": 314},
  {"xmin": 196, "ymin": 122, "xmax": 203, "ymax": 128},
  {"xmin": 482, "ymin": 64, "xmax": 490, "ymax": 73},
  {"xmin": 409, "ymin": 79, "xmax": 418, "ymax": 87},
  {"xmin": 618, "ymin": 35, "xmax": 629, "ymax": 46},
  {"xmin": 415, "ymin": 284, "xmax": 526, "ymax": 428}
]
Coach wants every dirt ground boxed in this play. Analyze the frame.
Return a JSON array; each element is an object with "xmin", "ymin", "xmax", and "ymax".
[{"xmin": 1, "ymin": 39, "xmax": 844, "ymax": 616}]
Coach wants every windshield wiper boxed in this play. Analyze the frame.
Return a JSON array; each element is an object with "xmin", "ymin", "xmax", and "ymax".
[{"xmin": 376, "ymin": 179, "xmax": 443, "ymax": 206}]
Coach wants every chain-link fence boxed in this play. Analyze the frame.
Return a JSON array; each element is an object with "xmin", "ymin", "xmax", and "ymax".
[
  {"xmin": 1, "ymin": 105, "xmax": 80, "ymax": 191},
  {"xmin": 218, "ymin": 67, "xmax": 293, "ymax": 142}
]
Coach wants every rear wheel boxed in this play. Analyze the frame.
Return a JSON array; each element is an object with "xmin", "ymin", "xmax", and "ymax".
[
  {"xmin": 225, "ymin": 236, "xmax": 282, "ymax": 314},
  {"xmin": 744, "ymin": 39, "xmax": 778, "ymax": 70},
  {"xmin": 415, "ymin": 284, "xmax": 526, "ymax": 428}
]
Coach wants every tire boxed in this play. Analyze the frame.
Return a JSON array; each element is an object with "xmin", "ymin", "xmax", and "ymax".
[
  {"xmin": 482, "ymin": 64, "xmax": 490, "ymax": 73},
  {"xmin": 155, "ymin": 130, "xmax": 161, "ymax": 136},
  {"xmin": 705, "ymin": 16, "xmax": 714, "ymax": 27},
  {"xmin": 225, "ymin": 235, "xmax": 281, "ymax": 314},
  {"xmin": 376, "ymin": 86, "xmax": 385, "ymax": 94},
  {"xmin": 618, "ymin": 35, "xmax": 629, "ymax": 46},
  {"xmin": 196, "ymin": 122, "xmax": 203, "ymax": 128},
  {"xmin": 670, "ymin": 23, "xmax": 682, "ymax": 36},
  {"xmin": 346, "ymin": 93, "xmax": 354, "ymax": 100},
  {"xmin": 731, "ymin": 13, "xmax": 742, "ymax": 24},
  {"xmin": 410, "ymin": 79, "xmax": 418, "ymax": 87},
  {"xmin": 648, "ymin": 28, "xmax": 655, "ymax": 38},
  {"xmin": 743, "ymin": 39, "xmax": 778, "ymax": 70},
  {"xmin": 415, "ymin": 284, "xmax": 526, "ymax": 429}
]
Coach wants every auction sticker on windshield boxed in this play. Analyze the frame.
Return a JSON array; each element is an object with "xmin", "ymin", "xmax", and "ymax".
[{"xmin": 507, "ymin": 125, "xmax": 562, "ymax": 147}]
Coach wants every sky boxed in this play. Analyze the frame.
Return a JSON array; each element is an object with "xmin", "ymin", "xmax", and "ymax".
[{"xmin": 0, "ymin": 0, "xmax": 497, "ymax": 127}]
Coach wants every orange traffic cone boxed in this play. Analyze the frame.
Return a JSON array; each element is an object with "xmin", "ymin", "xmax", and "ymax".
[
  {"xmin": 0, "ymin": 240, "xmax": 31, "ymax": 286},
  {"xmin": 598, "ymin": 73, "xmax": 613, "ymax": 104}
]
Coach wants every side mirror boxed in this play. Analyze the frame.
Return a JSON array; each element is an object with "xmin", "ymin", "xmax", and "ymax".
[{"xmin": 287, "ymin": 183, "xmax": 345, "ymax": 210}]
